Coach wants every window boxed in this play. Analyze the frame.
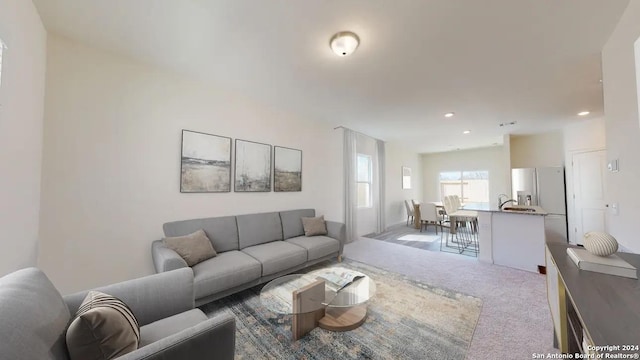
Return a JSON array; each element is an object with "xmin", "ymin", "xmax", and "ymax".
[
  {"xmin": 357, "ymin": 154, "xmax": 372, "ymax": 208},
  {"xmin": 439, "ymin": 170, "xmax": 489, "ymax": 203}
]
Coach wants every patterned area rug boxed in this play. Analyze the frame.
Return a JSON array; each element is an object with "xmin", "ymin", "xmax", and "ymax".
[{"xmin": 201, "ymin": 260, "xmax": 482, "ymax": 360}]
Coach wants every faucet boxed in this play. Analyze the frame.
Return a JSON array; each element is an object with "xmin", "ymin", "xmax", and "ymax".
[
  {"xmin": 497, "ymin": 194, "xmax": 508, "ymax": 208},
  {"xmin": 499, "ymin": 199, "xmax": 517, "ymax": 210}
]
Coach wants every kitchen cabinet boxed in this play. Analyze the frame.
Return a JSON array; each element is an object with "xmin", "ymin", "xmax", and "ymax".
[
  {"xmin": 469, "ymin": 204, "xmax": 547, "ymax": 273},
  {"xmin": 491, "ymin": 211, "xmax": 546, "ymax": 272}
]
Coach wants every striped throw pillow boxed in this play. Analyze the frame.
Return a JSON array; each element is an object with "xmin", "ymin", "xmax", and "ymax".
[{"xmin": 66, "ymin": 291, "xmax": 140, "ymax": 360}]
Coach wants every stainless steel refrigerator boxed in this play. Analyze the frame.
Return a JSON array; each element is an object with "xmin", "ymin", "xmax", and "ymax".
[{"xmin": 511, "ymin": 167, "xmax": 568, "ymax": 243}]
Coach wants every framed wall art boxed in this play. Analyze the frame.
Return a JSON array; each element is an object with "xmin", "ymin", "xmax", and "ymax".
[
  {"xmin": 274, "ymin": 146, "xmax": 302, "ymax": 192},
  {"xmin": 402, "ymin": 166, "xmax": 412, "ymax": 189},
  {"xmin": 180, "ymin": 130, "xmax": 232, "ymax": 193},
  {"xmin": 235, "ymin": 139, "xmax": 272, "ymax": 192}
]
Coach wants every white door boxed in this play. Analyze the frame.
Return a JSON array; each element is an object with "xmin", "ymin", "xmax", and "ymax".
[{"xmin": 572, "ymin": 150, "xmax": 606, "ymax": 245}]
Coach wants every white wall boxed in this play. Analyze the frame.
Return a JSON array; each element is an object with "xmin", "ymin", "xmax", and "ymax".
[
  {"xmin": 602, "ymin": 0, "xmax": 640, "ymax": 252},
  {"xmin": 39, "ymin": 35, "xmax": 344, "ymax": 293},
  {"xmin": 421, "ymin": 146, "xmax": 509, "ymax": 207},
  {"xmin": 563, "ymin": 118, "xmax": 606, "ymax": 153},
  {"xmin": 563, "ymin": 118, "xmax": 606, "ymax": 244},
  {"xmin": 0, "ymin": 0, "xmax": 47, "ymax": 276},
  {"xmin": 385, "ymin": 141, "xmax": 422, "ymax": 226},
  {"xmin": 510, "ymin": 132, "xmax": 564, "ymax": 168},
  {"xmin": 502, "ymin": 134, "xmax": 512, "ymax": 196}
]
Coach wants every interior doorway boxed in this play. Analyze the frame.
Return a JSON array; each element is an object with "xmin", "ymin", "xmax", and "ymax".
[{"xmin": 570, "ymin": 150, "xmax": 607, "ymax": 245}]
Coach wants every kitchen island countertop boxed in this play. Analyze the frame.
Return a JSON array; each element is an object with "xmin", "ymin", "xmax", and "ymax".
[{"xmin": 462, "ymin": 203, "xmax": 547, "ymax": 215}]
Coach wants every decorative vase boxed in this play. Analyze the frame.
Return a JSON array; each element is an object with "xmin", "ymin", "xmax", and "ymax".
[{"xmin": 583, "ymin": 232, "xmax": 618, "ymax": 257}]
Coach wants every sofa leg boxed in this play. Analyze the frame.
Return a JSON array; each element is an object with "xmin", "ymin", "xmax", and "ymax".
[{"xmin": 338, "ymin": 255, "xmax": 343, "ymax": 262}]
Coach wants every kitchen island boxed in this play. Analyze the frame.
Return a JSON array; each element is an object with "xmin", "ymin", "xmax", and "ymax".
[{"xmin": 464, "ymin": 204, "xmax": 548, "ymax": 273}]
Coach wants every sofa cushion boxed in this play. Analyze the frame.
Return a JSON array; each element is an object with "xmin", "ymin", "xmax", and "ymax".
[
  {"xmin": 285, "ymin": 236, "xmax": 340, "ymax": 261},
  {"xmin": 191, "ymin": 251, "xmax": 262, "ymax": 299},
  {"xmin": 280, "ymin": 209, "xmax": 315, "ymax": 239},
  {"xmin": 0, "ymin": 267, "xmax": 71, "ymax": 360},
  {"xmin": 66, "ymin": 291, "xmax": 140, "ymax": 360},
  {"xmin": 241, "ymin": 241, "xmax": 307, "ymax": 276},
  {"xmin": 163, "ymin": 229, "xmax": 217, "ymax": 266},
  {"xmin": 139, "ymin": 309, "xmax": 207, "ymax": 347},
  {"xmin": 237, "ymin": 212, "xmax": 283, "ymax": 249},
  {"xmin": 163, "ymin": 216, "xmax": 239, "ymax": 253}
]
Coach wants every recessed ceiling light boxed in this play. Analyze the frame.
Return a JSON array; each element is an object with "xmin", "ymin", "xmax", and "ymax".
[
  {"xmin": 444, "ymin": 112, "xmax": 455, "ymax": 118},
  {"xmin": 578, "ymin": 111, "xmax": 590, "ymax": 116},
  {"xmin": 463, "ymin": 130, "xmax": 471, "ymax": 134},
  {"xmin": 330, "ymin": 31, "xmax": 360, "ymax": 56}
]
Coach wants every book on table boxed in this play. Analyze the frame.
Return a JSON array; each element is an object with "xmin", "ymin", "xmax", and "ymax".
[
  {"xmin": 317, "ymin": 271, "xmax": 365, "ymax": 292},
  {"xmin": 566, "ymin": 248, "xmax": 638, "ymax": 279}
]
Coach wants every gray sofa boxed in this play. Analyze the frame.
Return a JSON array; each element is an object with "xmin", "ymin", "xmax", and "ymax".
[
  {"xmin": 0, "ymin": 267, "xmax": 235, "ymax": 360},
  {"xmin": 152, "ymin": 209, "xmax": 346, "ymax": 306}
]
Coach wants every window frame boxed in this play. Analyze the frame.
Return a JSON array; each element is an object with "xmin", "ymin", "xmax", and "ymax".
[
  {"xmin": 439, "ymin": 170, "xmax": 489, "ymax": 203},
  {"xmin": 356, "ymin": 153, "xmax": 373, "ymax": 208}
]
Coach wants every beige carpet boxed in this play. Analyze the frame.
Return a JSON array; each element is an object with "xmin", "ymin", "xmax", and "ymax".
[{"xmin": 203, "ymin": 260, "xmax": 482, "ymax": 359}]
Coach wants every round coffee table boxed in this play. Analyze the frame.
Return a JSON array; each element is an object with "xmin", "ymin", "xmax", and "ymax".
[{"xmin": 259, "ymin": 267, "xmax": 376, "ymax": 340}]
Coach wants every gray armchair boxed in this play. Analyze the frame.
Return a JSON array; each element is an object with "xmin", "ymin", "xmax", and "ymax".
[{"xmin": 0, "ymin": 267, "xmax": 235, "ymax": 360}]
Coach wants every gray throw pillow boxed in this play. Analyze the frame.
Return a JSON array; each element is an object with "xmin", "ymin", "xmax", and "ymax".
[
  {"xmin": 163, "ymin": 229, "xmax": 217, "ymax": 266},
  {"xmin": 302, "ymin": 215, "xmax": 328, "ymax": 236},
  {"xmin": 66, "ymin": 291, "xmax": 140, "ymax": 360}
]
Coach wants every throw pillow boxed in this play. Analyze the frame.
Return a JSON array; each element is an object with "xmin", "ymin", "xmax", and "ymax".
[
  {"xmin": 66, "ymin": 291, "xmax": 140, "ymax": 360},
  {"xmin": 163, "ymin": 229, "xmax": 217, "ymax": 266},
  {"xmin": 302, "ymin": 215, "xmax": 328, "ymax": 236}
]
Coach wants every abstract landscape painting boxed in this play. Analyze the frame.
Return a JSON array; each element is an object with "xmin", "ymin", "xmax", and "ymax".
[
  {"xmin": 180, "ymin": 130, "xmax": 231, "ymax": 193},
  {"xmin": 235, "ymin": 139, "xmax": 271, "ymax": 192},
  {"xmin": 274, "ymin": 146, "xmax": 302, "ymax": 192}
]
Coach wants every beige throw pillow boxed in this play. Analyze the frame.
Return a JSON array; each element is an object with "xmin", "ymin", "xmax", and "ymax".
[
  {"xmin": 163, "ymin": 229, "xmax": 216, "ymax": 266},
  {"xmin": 302, "ymin": 215, "xmax": 328, "ymax": 236},
  {"xmin": 66, "ymin": 291, "xmax": 140, "ymax": 360}
]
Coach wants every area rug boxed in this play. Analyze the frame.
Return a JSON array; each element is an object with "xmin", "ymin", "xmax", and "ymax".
[{"xmin": 201, "ymin": 260, "xmax": 483, "ymax": 360}]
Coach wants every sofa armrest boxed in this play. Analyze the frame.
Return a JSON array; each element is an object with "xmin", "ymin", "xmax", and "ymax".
[
  {"xmin": 117, "ymin": 313, "xmax": 236, "ymax": 360},
  {"xmin": 152, "ymin": 240, "xmax": 189, "ymax": 273},
  {"xmin": 326, "ymin": 220, "xmax": 346, "ymax": 254},
  {"xmin": 64, "ymin": 268, "xmax": 195, "ymax": 326}
]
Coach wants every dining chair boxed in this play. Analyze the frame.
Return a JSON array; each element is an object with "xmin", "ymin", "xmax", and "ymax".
[
  {"xmin": 451, "ymin": 195, "xmax": 462, "ymax": 211},
  {"xmin": 441, "ymin": 195, "xmax": 479, "ymax": 256},
  {"xmin": 419, "ymin": 202, "xmax": 441, "ymax": 234},
  {"xmin": 404, "ymin": 200, "xmax": 414, "ymax": 226}
]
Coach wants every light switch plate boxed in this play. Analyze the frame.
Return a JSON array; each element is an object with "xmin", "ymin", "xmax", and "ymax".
[
  {"xmin": 611, "ymin": 203, "xmax": 619, "ymax": 215},
  {"xmin": 607, "ymin": 159, "xmax": 619, "ymax": 172}
]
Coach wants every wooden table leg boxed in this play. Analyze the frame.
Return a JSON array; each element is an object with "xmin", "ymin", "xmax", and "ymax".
[
  {"xmin": 292, "ymin": 280, "xmax": 325, "ymax": 340},
  {"xmin": 414, "ymin": 204, "xmax": 421, "ymax": 230}
]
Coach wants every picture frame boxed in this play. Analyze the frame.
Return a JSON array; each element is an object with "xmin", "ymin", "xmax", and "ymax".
[
  {"xmin": 274, "ymin": 146, "xmax": 302, "ymax": 192},
  {"xmin": 180, "ymin": 130, "xmax": 232, "ymax": 193},
  {"xmin": 402, "ymin": 166, "xmax": 412, "ymax": 189},
  {"xmin": 235, "ymin": 139, "xmax": 272, "ymax": 192}
]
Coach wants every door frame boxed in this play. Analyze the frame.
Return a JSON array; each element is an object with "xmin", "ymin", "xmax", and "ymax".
[{"xmin": 566, "ymin": 148, "xmax": 606, "ymax": 244}]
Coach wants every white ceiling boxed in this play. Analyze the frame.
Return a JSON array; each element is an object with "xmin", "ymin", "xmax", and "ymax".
[{"xmin": 32, "ymin": 0, "xmax": 630, "ymax": 153}]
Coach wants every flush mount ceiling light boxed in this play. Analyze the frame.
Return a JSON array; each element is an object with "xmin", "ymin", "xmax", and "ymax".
[
  {"xmin": 578, "ymin": 111, "xmax": 590, "ymax": 116},
  {"xmin": 499, "ymin": 121, "xmax": 518, "ymax": 127},
  {"xmin": 444, "ymin": 112, "xmax": 455, "ymax": 118},
  {"xmin": 463, "ymin": 130, "xmax": 471, "ymax": 134},
  {"xmin": 330, "ymin": 31, "xmax": 360, "ymax": 56}
]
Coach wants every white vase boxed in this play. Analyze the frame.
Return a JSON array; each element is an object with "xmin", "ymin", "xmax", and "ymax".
[{"xmin": 583, "ymin": 232, "xmax": 618, "ymax": 257}]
